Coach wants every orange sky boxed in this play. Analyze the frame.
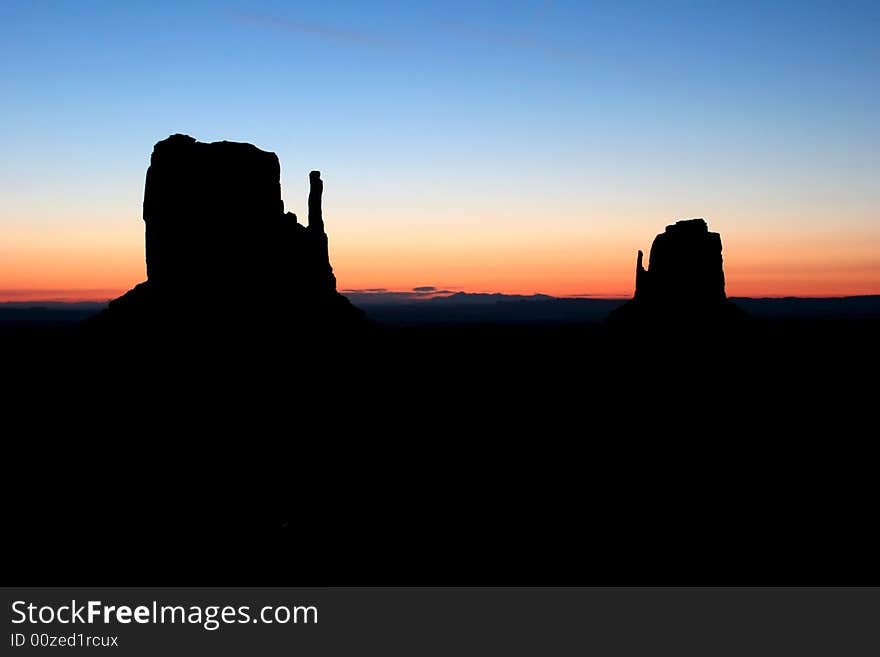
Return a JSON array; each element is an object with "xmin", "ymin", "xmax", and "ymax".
[{"xmin": 2, "ymin": 216, "xmax": 878, "ymax": 302}]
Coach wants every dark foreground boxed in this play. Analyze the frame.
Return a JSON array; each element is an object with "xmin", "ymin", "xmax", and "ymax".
[{"xmin": 3, "ymin": 317, "xmax": 877, "ymax": 585}]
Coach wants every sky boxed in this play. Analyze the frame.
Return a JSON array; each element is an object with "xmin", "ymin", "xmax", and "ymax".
[{"xmin": 1, "ymin": 0, "xmax": 878, "ymax": 301}]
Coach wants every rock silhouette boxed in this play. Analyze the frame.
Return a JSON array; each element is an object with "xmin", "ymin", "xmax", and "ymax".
[
  {"xmin": 610, "ymin": 218, "xmax": 744, "ymax": 325},
  {"xmin": 96, "ymin": 134, "xmax": 364, "ymax": 331}
]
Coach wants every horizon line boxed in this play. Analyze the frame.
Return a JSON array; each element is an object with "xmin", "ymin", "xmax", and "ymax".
[{"xmin": 3, "ymin": 289, "xmax": 880, "ymax": 304}]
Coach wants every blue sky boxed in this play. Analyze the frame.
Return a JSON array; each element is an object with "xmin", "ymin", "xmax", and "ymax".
[{"xmin": 1, "ymin": 1, "xmax": 878, "ymax": 297}]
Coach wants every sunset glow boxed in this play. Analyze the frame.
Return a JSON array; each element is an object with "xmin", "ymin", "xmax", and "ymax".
[{"xmin": 2, "ymin": 2, "xmax": 878, "ymax": 302}]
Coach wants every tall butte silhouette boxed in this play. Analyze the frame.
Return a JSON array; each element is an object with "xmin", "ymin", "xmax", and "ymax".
[
  {"xmin": 95, "ymin": 134, "xmax": 365, "ymax": 332},
  {"xmin": 609, "ymin": 218, "xmax": 745, "ymax": 325}
]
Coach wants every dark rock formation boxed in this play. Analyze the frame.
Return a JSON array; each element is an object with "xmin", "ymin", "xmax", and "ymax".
[
  {"xmin": 96, "ymin": 134, "xmax": 364, "ymax": 332},
  {"xmin": 610, "ymin": 218, "xmax": 744, "ymax": 326}
]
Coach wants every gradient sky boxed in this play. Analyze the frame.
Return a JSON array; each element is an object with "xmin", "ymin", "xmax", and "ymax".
[{"xmin": 1, "ymin": 0, "xmax": 878, "ymax": 300}]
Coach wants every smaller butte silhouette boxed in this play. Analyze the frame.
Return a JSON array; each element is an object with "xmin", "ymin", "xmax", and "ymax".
[
  {"xmin": 610, "ymin": 218, "xmax": 745, "ymax": 326},
  {"xmin": 97, "ymin": 134, "xmax": 364, "ymax": 332}
]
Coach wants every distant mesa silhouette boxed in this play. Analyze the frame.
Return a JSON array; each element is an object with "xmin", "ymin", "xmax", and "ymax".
[
  {"xmin": 609, "ymin": 218, "xmax": 745, "ymax": 325},
  {"xmin": 96, "ymin": 134, "xmax": 365, "ymax": 331}
]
